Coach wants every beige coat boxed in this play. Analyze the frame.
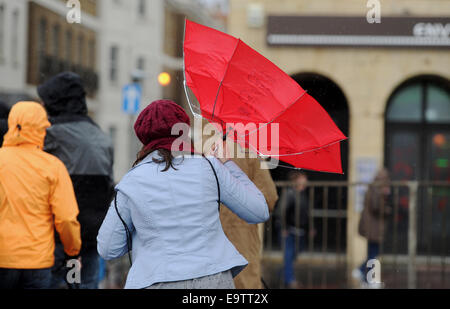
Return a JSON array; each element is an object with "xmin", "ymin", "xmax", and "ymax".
[
  {"xmin": 358, "ymin": 169, "xmax": 392, "ymax": 244},
  {"xmin": 199, "ymin": 120, "xmax": 278, "ymax": 288},
  {"xmin": 220, "ymin": 157, "xmax": 278, "ymax": 289}
]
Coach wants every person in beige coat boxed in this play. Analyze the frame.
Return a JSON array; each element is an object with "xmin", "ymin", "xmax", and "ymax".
[
  {"xmin": 220, "ymin": 156, "xmax": 278, "ymax": 289},
  {"xmin": 355, "ymin": 168, "xmax": 392, "ymax": 283},
  {"xmin": 200, "ymin": 122, "xmax": 278, "ymax": 288}
]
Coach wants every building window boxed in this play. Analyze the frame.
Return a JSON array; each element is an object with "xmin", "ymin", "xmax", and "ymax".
[
  {"xmin": 0, "ymin": 4, "xmax": 5, "ymax": 63},
  {"xmin": 77, "ymin": 34, "xmax": 84, "ymax": 66},
  {"xmin": 38, "ymin": 18, "xmax": 47, "ymax": 56},
  {"xmin": 387, "ymin": 84, "xmax": 422, "ymax": 122},
  {"xmin": 65, "ymin": 30, "xmax": 72, "ymax": 64},
  {"xmin": 11, "ymin": 9, "xmax": 19, "ymax": 67},
  {"xmin": 138, "ymin": 0, "xmax": 146, "ymax": 18},
  {"xmin": 426, "ymin": 84, "xmax": 450, "ymax": 123},
  {"xmin": 137, "ymin": 57, "xmax": 145, "ymax": 71},
  {"xmin": 88, "ymin": 39, "xmax": 95, "ymax": 68},
  {"xmin": 110, "ymin": 45, "xmax": 119, "ymax": 82},
  {"xmin": 37, "ymin": 17, "xmax": 48, "ymax": 78},
  {"xmin": 52, "ymin": 24, "xmax": 60, "ymax": 58},
  {"xmin": 385, "ymin": 75, "xmax": 450, "ymax": 255},
  {"xmin": 386, "ymin": 76, "xmax": 450, "ymax": 181}
]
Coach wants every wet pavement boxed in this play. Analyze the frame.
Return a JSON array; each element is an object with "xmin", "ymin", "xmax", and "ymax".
[{"xmin": 261, "ymin": 255, "xmax": 450, "ymax": 289}]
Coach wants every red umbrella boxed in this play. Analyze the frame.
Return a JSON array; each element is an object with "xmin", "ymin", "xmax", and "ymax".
[{"xmin": 183, "ymin": 20, "xmax": 347, "ymax": 173}]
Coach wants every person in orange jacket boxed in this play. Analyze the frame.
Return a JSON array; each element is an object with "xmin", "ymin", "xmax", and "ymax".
[{"xmin": 0, "ymin": 101, "xmax": 81, "ymax": 289}]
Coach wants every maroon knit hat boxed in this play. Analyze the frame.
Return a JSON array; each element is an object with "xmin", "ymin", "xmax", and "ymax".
[{"xmin": 134, "ymin": 100, "xmax": 192, "ymax": 152}]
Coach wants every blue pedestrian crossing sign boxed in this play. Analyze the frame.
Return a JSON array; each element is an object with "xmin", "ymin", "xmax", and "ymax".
[{"xmin": 122, "ymin": 83, "xmax": 142, "ymax": 115}]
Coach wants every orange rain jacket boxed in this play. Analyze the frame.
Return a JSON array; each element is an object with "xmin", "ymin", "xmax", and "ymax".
[{"xmin": 0, "ymin": 102, "xmax": 81, "ymax": 269}]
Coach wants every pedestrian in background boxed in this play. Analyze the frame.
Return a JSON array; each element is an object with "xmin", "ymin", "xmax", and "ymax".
[
  {"xmin": 97, "ymin": 99, "xmax": 270, "ymax": 289},
  {"xmin": 0, "ymin": 102, "xmax": 81, "ymax": 289},
  {"xmin": 38, "ymin": 72, "xmax": 115, "ymax": 289},
  {"xmin": 355, "ymin": 168, "xmax": 392, "ymax": 286},
  {"xmin": 282, "ymin": 170, "xmax": 312, "ymax": 289},
  {"xmin": 0, "ymin": 100, "xmax": 10, "ymax": 145}
]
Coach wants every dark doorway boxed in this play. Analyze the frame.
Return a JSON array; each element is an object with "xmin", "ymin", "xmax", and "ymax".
[{"xmin": 269, "ymin": 73, "xmax": 349, "ymax": 181}]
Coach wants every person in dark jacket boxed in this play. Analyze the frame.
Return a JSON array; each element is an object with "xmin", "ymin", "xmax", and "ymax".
[
  {"xmin": 38, "ymin": 72, "xmax": 114, "ymax": 289},
  {"xmin": 282, "ymin": 170, "xmax": 311, "ymax": 288},
  {"xmin": 0, "ymin": 100, "xmax": 10, "ymax": 146}
]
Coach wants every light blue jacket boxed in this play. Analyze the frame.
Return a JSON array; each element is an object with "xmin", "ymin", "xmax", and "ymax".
[{"xmin": 97, "ymin": 152, "xmax": 269, "ymax": 289}]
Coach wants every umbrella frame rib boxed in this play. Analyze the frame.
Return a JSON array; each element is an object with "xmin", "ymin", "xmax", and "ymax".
[{"xmin": 210, "ymin": 39, "xmax": 241, "ymax": 123}]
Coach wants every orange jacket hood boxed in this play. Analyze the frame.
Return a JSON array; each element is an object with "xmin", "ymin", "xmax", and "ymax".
[{"xmin": 3, "ymin": 101, "xmax": 51, "ymax": 149}]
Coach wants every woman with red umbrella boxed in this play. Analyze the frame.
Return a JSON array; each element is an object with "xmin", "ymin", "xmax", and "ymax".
[{"xmin": 97, "ymin": 100, "xmax": 270, "ymax": 289}]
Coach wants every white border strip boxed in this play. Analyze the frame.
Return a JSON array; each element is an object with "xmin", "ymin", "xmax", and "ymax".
[{"xmin": 267, "ymin": 34, "xmax": 450, "ymax": 47}]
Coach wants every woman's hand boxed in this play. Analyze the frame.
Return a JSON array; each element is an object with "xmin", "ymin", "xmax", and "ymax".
[{"xmin": 208, "ymin": 138, "xmax": 232, "ymax": 164}]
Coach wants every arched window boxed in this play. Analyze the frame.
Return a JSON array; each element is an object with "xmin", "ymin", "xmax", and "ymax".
[
  {"xmin": 385, "ymin": 75, "xmax": 450, "ymax": 255},
  {"xmin": 386, "ymin": 76, "xmax": 450, "ymax": 181}
]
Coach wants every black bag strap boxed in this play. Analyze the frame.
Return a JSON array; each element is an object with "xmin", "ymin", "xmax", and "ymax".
[
  {"xmin": 114, "ymin": 191, "xmax": 133, "ymax": 265},
  {"xmin": 203, "ymin": 155, "xmax": 221, "ymax": 212}
]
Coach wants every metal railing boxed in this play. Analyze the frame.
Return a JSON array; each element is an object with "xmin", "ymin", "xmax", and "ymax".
[{"xmin": 262, "ymin": 180, "xmax": 450, "ymax": 289}]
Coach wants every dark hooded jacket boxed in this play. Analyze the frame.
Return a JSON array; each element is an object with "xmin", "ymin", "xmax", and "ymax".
[{"xmin": 38, "ymin": 72, "xmax": 114, "ymax": 251}]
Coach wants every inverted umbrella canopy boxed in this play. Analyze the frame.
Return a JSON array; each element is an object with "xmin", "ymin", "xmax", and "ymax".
[{"xmin": 183, "ymin": 20, "xmax": 347, "ymax": 173}]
